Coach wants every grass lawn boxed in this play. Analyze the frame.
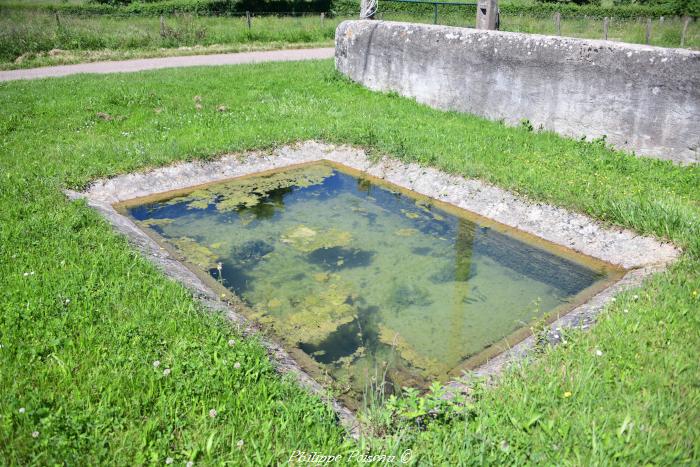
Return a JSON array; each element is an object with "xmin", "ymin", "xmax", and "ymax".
[
  {"xmin": 0, "ymin": 7, "xmax": 697, "ymax": 70},
  {"xmin": 501, "ymin": 14, "xmax": 698, "ymax": 47},
  {"xmin": 0, "ymin": 9, "xmax": 341, "ymax": 70},
  {"xmin": 0, "ymin": 59, "xmax": 699, "ymax": 464},
  {"xmin": 378, "ymin": 10, "xmax": 699, "ymax": 50}
]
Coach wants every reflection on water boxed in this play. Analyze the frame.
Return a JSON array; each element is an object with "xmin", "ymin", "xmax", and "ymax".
[{"xmin": 127, "ymin": 162, "xmax": 611, "ymax": 405}]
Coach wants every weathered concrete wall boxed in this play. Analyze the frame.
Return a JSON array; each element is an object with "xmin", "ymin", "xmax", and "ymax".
[{"xmin": 335, "ymin": 20, "xmax": 700, "ymax": 164}]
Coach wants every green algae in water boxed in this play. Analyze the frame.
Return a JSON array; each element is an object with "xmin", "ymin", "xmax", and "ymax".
[{"xmin": 126, "ymin": 162, "xmax": 617, "ymax": 405}]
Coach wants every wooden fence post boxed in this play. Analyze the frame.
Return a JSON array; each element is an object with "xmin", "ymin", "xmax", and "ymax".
[
  {"xmin": 160, "ymin": 15, "xmax": 165, "ymax": 37},
  {"xmin": 55, "ymin": 11, "xmax": 61, "ymax": 28},
  {"xmin": 603, "ymin": 17, "xmax": 609, "ymax": 40},
  {"xmin": 645, "ymin": 17, "xmax": 652, "ymax": 45},
  {"xmin": 320, "ymin": 12, "xmax": 325, "ymax": 26},
  {"xmin": 246, "ymin": 11, "xmax": 251, "ymax": 31},
  {"xmin": 681, "ymin": 16, "xmax": 690, "ymax": 47},
  {"xmin": 554, "ymin": 11, "xmax": 561, "ymax": 36}
]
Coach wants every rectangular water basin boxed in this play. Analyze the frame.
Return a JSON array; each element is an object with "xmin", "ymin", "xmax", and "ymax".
[{"xmin": 118, "ymin": 161, "xmax": 623, "ymax": 406}]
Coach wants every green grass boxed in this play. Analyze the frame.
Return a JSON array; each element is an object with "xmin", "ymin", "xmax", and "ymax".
[
  {"xmin": 0, "ymin": 0, "xmax": 84, "ymax": 4},
  {"xmin": 1, "ymin": 59, "xmax": 698, "ymax": 464},
  {"xmin": 501, "ymin": 13, "xmax": 699, "ymax": 47},
  {"xmin": 1, "ymin": 8, "xmax": 697, "ymax": 70},
  {"xmin": 377, "ymin": 10, "xmax": 699, "ymax": 49},
  {"xmin": 0, "ymin": 9, "xmax": 342, "ymax": 69}
]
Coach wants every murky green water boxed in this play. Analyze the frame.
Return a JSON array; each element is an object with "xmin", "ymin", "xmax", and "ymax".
[{"xmin": 125, "ymin": 162, "xmax": 616, "ymax": 404}]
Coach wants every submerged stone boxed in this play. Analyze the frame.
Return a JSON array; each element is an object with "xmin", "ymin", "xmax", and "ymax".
[
  {"xmin": 138, "ymin": 217, "xmax": 174, "ymax": 228},
  {"xmin": 299, "ymin": 319, "xmax": 362, "ymax": 364},
  {"xmin": 231, "ymin": 239, "xmax": 274, "ymax": 265},
  {"xmin": 280, "ymin": 224, "xmax": 352, "ymax": 253},
  {"xmin": 395, "ymin": 228, "xmax": 419, "ymax": 237},
  {"xmin": 386, "ymin": 282, "xmax": 434, "ymax": 310},
  {"xmin": 171, "ymin": 237, "xmax": 219, "ymax": 270},
  {"xmin": 282, "ymin": 282, "xmax": 358, "ymax": 346},
  {"xmin": 429, "ymin": 262, "xmax": 478, "ymax": 284},
  {"xmin": 411, "ymin": 246, "xmax": 432, "ymax": 256},
  {"xmin": 307, "ymin": 246, "xmax": 374, "ymax": 271},
  {"xmin": 377, "ymin": 324, "xmax": 448, "ymax": 377}
]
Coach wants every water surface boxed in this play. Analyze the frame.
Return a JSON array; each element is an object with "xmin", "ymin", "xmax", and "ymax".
[{"xmin": 125, "ymin": 162, "xmax": 617, "ymax": 404}]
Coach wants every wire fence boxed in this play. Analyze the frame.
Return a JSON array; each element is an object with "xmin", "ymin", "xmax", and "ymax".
[
  {"xmin": 505, "ymin": 13, "xmax": 694, "ymax": 47},
  {"xmin": 147, "ymin": 9, "xmax": 700, "ymax": 48},
  {"xmin": 1, "ymin": 4, "xmax": 697, "ymax": 65},
  {"xmin": 370, "ymin": 4, "xmax": 697, "ymax": 48}
]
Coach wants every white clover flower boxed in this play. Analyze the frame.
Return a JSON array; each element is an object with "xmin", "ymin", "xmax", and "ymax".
[
  {"xmin": 65, "ymin": 299, "xmax": 70, "ymax": 305},
  {"xmin": 237, "ymin": 439, "xmax": 244, "ymax": 448},
  {"xmin": 623, "ymin": 308, "xmax": 629, "ymax": 313},
  {"xmin": 31, "ymin": 431, "xmax": 39, "ymax": 438},
  {"xmin": 633, "ymin": 294, "xmax": 639, "ymax": 301},
  {"xmin": 19, "ymin": 407, "xmax": 25, "ymax": 414},
  {"xmin": 227, "ymin": 339, "xmax": 236, "ymax": 347},
  {"xmin": 153, "ymin": 360, "xmax": 161, "ymax": 368},
  {"xmin": 209, "ymin": 409, "xmax": 217, "ymax": 418},
  {"xmin": 595, "ymin": 349, "xmax": 603, "ymax": 357},
  {"xmin": 165, "ymin": 457, "xmax": 173, "ymax": 464},
  {"xmin": 163, "ymin": 368, "xmax": 171, "ymax": 377},
  {"xmin": 233, "ymin": 362, "xmax": 241, "ymax": 369},
  {"xmin": 186, "ymin": 462, "xmax": 194, "ymax": 467}
]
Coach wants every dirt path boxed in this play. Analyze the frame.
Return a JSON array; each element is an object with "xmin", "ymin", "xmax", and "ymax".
[{"xmin": 0, "ymin": 47, "xmax": 335, "ymax": 82}]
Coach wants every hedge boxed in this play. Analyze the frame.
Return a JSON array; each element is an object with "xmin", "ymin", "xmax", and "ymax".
[
  {"xmin": 0, "ymin": 0, "xmax": 332, "ymax": 16},
  {"xmin": 0, "ymin": 0, "xmax": 696, "ymax": 17},
  {"xmin": 332, "ymin": 0, "xmax": 694, "ymax": 18}
]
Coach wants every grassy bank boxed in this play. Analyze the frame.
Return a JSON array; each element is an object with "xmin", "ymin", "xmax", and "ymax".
[
  {"xmin": 375, "ymin": 10, "xmax": 699, "ymax": 49},
  {"xmin": 1, "ymin": 7, "xmax": 697, "ymax": 70},
  {"xmin": 501, "ymin": 13, "xmax": 698, "ymax": 46},
  {"xmin": 0, "ymin": 9, "xmax": 341, "ymax": 69},
  {"xmin": 1, "ymin": 60, "xmax": 698, "ymax": 463}
]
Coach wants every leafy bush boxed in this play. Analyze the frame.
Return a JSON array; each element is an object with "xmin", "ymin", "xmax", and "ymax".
[
  {"xmin": 91, "ymin": 0, "xmax": 132, "ymax": 5},
  {"xmin": 10, "ymin": 0, "xmax": 694, "ymax": 16},
  {"xmin": 82, "ymin": 0, "xmax": 333, "ymax": 15},
  {"xmin": 537, "ymin": 0, "xmax": 602, "ymax": 7},
  {"xmin": 332, "ymin": 0, "xmax": 691, "ymax": 17}
]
